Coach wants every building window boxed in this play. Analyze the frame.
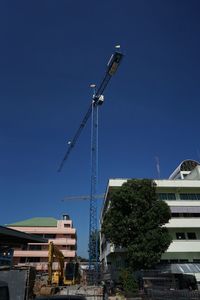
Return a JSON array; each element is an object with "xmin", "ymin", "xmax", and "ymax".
[
  {"xmin": 20, "ymin": 257, "xmax": 26, "ymax": 263},
  {"xmin": 21, "ymin": 245, "xmax": 28, "ymax": 250},
  {"xmin": 44, "ymin": 234, "xmax": 56, "ymax": 239},
  {"xmin": 171, "ymin": 213, "xmax": 200, "ymax": 218},
  {"xmin": 179, "ymin": 259, "xmax": 189, "ymax": 263},
  {"xmin": 179, "ymin": 194, "xmax": 200, "ymax": 200},
  {"xmin": 160, "ymin": 260, "xmax": 169, "ymax": 264},
  {"xmin": 27, "ymin": 257, "xmax": 40, "ymax": 263},
  {"xmin": 171, "ymin": 213, "xmax": 179, "ymax": 217},
  {"xmin": 64, "ymin": 224, "xmax": 70, "ymax": 228},
  {"xmin": 164, "ymin": 259, "xmax": 189, "ymax": 263},
  {"xmin": 176, "ymin": 232, "xmax": 186, "ymax": 240},
  {"xmin": 158, "ymin": 193, "xmax": 176, "ymax": 200},
  {"xmin": 29, "ymin": 245, "xmax": 42, "ymax": 250},
  {"xmin": 64, "ymin": 235, "xmax": 71, "ymax": 238},
  {"xmin": 70, "ymin": 245, "xmax": 76, "ymax": 251},
  {"xmin": 187, "ymin": 232, "xmax": 197, "ymax": 240},
  {"xmin": 169, "ymin": 259, "xmax": 179, "ymax": 263},
  {"xmin": 193, "ymin": 259, "xmax": 200, "ymax": 263}
]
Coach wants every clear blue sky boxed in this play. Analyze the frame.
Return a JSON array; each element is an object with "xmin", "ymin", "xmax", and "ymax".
[{"xmin": 1, "ymin": 0, "xmax": 200, "ymax": 257}]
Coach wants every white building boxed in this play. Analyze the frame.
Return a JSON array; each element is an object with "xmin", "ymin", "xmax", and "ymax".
[{"xmin": 100, "ymin": 159, "xmax": 200, "ymax": 281}]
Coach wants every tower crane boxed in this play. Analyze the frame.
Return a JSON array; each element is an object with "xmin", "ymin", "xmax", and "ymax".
[{"xmin": 58, "ymin": 46, "xmax": 123, "ymax": 282}]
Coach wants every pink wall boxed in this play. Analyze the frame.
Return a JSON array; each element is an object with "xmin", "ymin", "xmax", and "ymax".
[{"xmin": 8, "ymin": 218, "xmax": 77, "ymax": 271}]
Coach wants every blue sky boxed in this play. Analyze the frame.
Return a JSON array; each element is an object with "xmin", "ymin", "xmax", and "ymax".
[{"xmin": 1, "ymin": 0, "xmax": 200, "ymax": 257}]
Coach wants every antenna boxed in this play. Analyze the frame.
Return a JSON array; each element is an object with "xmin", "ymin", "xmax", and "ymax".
[
  {"xmin": 197, "ymin": 149, "xmax": 200, "ymax": 162},
  {"xmin": 155, "ymin": 156, "xmax": 161, "ymax": 179},
  {"xmin": 90, "ymin": 84, "xmax": 96, "ymax": 97}
]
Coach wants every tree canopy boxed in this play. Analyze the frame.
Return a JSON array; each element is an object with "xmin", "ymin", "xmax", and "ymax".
[{"xmin": 102, "ymin": 179, "xmax": 172, "ymax": 270}]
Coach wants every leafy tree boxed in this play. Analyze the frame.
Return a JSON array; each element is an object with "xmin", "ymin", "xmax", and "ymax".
[
  {"xmin": 102, "ymin": 179, "xmax": 172, "ymax": 270},
  {"xmin": 119, "ymin": 268, "xmax": 139, "ymax": 296}
]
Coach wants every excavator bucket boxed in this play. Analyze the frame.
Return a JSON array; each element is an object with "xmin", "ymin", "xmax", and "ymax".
[{"xmin": 40, "ymin": 285, "xmax": 56, "ymax": 296}]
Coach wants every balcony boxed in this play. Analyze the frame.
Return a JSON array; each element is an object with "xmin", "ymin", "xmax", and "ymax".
[
  {"xmin": 61, "ymin": 250, "xmax": 75, "ymax": 257},
  {"xmin": 14, "ymin": 249, "xmax": 76, "ymax": 258},
  {"xmin": 28, "ymin": 238, "xmax": 76, "ymax": 247},
  {"xmin": 166, "ymin": 218, "xmax": 200, "ymax": 228},
  {"xmin": 17, "ymin": 262, "xmax": 60, "ymax": 271},
  {"xmin": 47, "ymin": 238, "xmax": 76, "ymax": 245},
  {"xmin": 8, "ymin": 226, "xmax": 76, "ymax": 235},
  {"xmin": 166, "ymin": 240, "xmax": 200, "ymax": 252},
  {"xmin": 14, "ymin": 250, "xmax": 48, "ymax": 257}
]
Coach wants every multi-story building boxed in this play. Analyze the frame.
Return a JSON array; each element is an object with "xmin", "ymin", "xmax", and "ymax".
[
  {"xmin": 100, "ymin": 159, "xmax": 200, "ymax": 281},
  {"xmin": 7, "ymin": 214, "xmax": 76, "ymax": 272},
  {"xmin": 0, "ymin": 225, "xmax": 46, "ymax": 267}
]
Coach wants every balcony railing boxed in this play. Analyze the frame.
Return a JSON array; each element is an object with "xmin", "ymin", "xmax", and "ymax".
[
  {"xmin": 8, "ymin": 226, "xmax": 76, "ymax": 234},
  {"xmin": 166, "ymin": 218, "xmax": 200, "ymax": 228},
  {"xmin": 14, "ymin": 249, "xmax": 76, "ymax": 258}
]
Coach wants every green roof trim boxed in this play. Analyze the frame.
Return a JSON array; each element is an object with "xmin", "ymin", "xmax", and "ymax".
[{"xmin": 7, "ymin": 217, "xmax": 57, "ymax": 227}]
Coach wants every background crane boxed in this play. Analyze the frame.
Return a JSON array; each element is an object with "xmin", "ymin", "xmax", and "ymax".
[
  {"xmin": 61, "ymin": 194, "xmax": 105, "ymax": 201},
  {"xmin": 58, "ymin": 46, "xmax": 123, "ymax": 283}
]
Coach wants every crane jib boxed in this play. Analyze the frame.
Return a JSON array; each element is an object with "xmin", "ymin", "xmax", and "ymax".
[{"xmin": 58, "ymin": 50, "xmax": 123, "ymax": 172}]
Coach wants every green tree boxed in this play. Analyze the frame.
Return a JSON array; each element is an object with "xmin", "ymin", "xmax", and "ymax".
[
  {"xmin": 119, "ymin": 268, "xmax": 139, "ymax": 296},
  {"xmin": 102, "ymin": 179, "xmax": 172, "ymax": 270}
]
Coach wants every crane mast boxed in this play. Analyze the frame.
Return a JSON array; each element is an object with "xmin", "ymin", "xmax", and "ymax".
[
  {"xmin": 58, "ymin": 48, "xmax": 123, "ymax": 283},
  {"xmin": 89, "ymin": 99, "xmax": 99, "ymax": 276}
]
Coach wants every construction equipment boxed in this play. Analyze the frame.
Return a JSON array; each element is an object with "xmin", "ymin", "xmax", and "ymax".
[
  {"xmin": 40, "ymin": 242, "xmax": 80, "ymax": 295},
  {"xmin": 48, "ymin": 242, "xmax": 80, "ymax": 286},
  {"xmin": 64, "ymin": 261, "xmax": 80, "ymax": 285},
  {"xmin": 39, "ymin": 242, "xmax": 64, "ymax": 295},
  {"xmin": 62, "ymin": 194, "xmax": 105, "ymax": 201},
  {"xmin": 58, "ymin": 46, "xmax": 123, "ymax": 282},
  {"xmin": 47, "ymin": 242, "xmax": 65, "ymax": 286}
]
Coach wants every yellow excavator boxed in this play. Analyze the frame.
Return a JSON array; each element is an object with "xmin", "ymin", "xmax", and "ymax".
[
  {"xmin": 40, "ymin": 242, "xmax": 80, "ymax": 295},
  {"xmin": 47, "ymin": 241, "xmax": 65, "ymax": 286}
]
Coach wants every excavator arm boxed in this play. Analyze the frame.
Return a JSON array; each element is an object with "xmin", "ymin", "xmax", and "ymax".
[
  {"xmin": 40, "ymin": 242, "xmax": 65, "ymax": 296},
  {"xmin": 47, "ymin": 242, "xmax": 65, "ymax": 285}
]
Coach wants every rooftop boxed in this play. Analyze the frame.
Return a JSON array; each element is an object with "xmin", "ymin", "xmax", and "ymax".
[
  {"xmin": 0, "ymin": 226, "xmax": 47, "ymax": 246},
  {"xmin": 7, "ymin": 217, "xmax": 57, "ymax": 227}
]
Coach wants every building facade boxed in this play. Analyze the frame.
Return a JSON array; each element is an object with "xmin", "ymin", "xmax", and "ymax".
[
  {"xmin": 100, "ymin": 160, "xmax": 200, "ymax": 281},
  {"xmin": 0, "ymin": 225, "xmax": 46, "ymax": 267},
  {"xmin": 7, "ymin": 215, "xmax": 76, "ymax": 272}
]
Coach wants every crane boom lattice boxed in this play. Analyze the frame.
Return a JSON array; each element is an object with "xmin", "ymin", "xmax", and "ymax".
[
  {"xmin": 58, "ymin": 104, "xmax": 92, "ymax": 172},
  {"xmin": 62, "ymin": 194, "xmax": 105, "ymax": 201},
  {"xmin": 89, "ymin": 102, "xmax": 98, "ymax": 272}
]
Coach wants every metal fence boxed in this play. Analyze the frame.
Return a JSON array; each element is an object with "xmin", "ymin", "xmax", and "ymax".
[
  {"xmin": 0, "ymin": 266, "xmax": 36, "ymax": 300},
  {"xmin": 59, "ymin": 285, "xmax": 103, "ymax": 300},
  {"xmin": 146, "ymin": 289, "xmax": 200, "ymax": 300}
]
